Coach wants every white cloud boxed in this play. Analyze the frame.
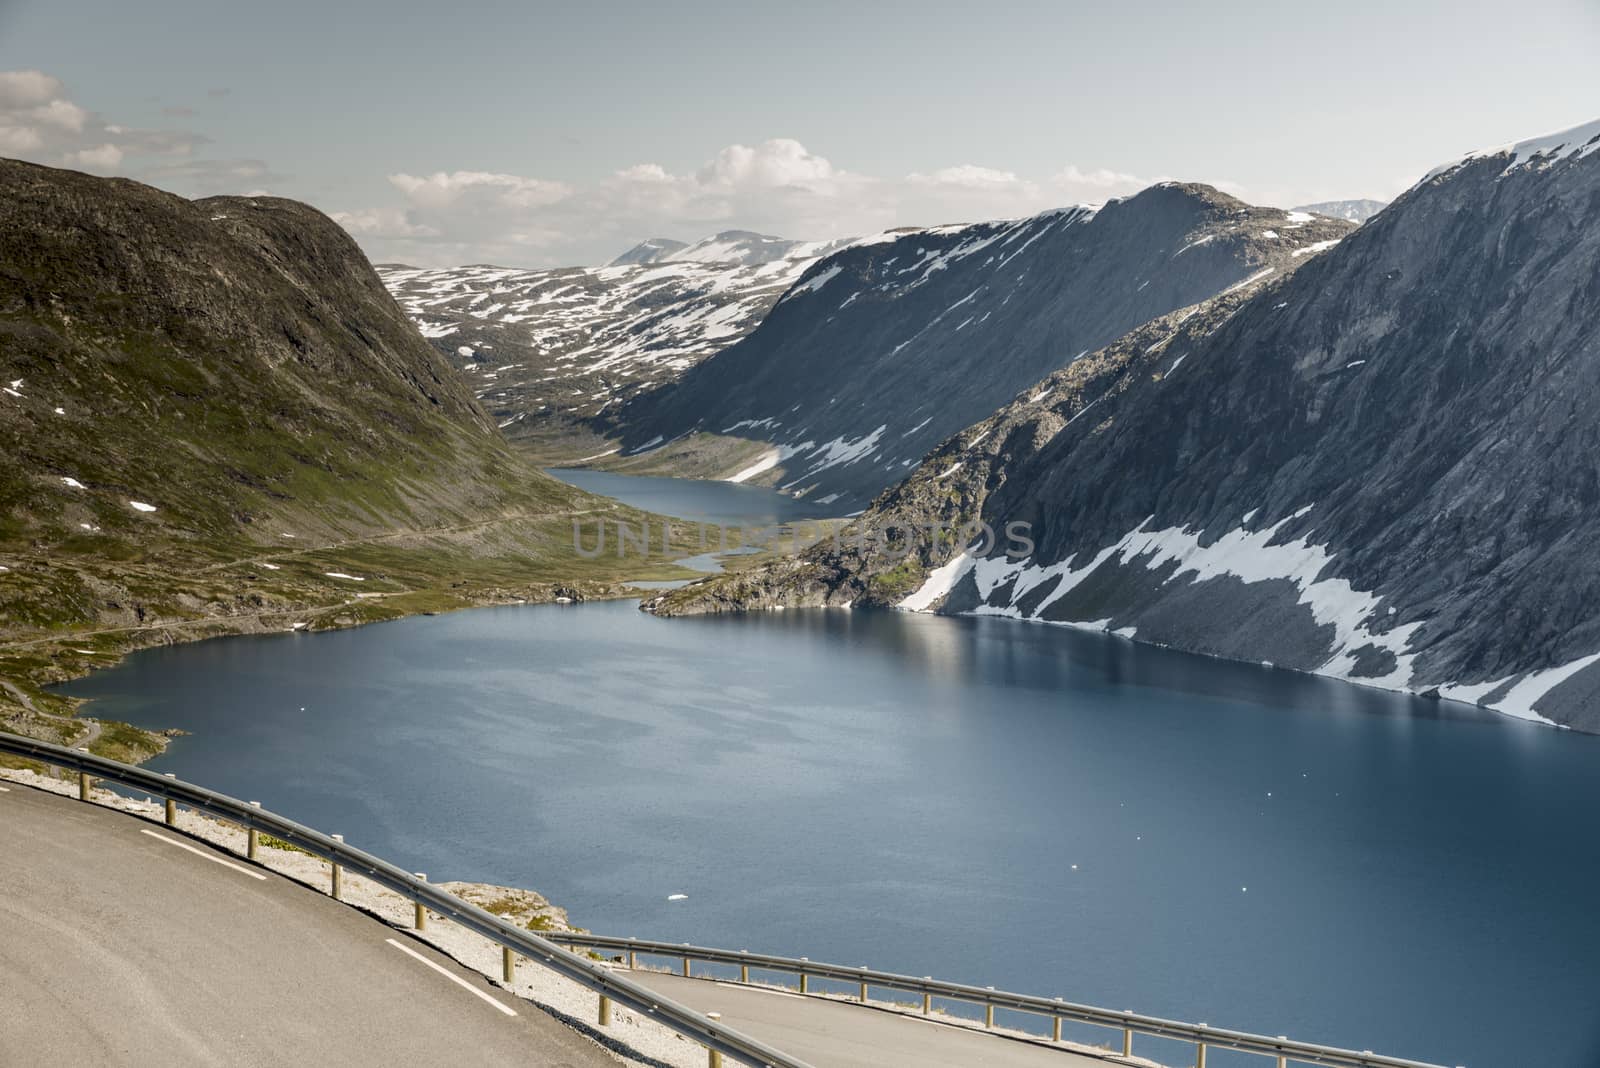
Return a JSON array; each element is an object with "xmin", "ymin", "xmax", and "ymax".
[
  {"xmin": 0, "ymin": 123, "xmax": 43, "ymax": 153},
  {"xmin": 908, "ymin": 164, "xmax": 1027, "ymax": 189},
  {"xmin": 388, "ymin": 170, "xmax": 571, "ymax": 210},
  {"xmin": 66, "ymin": 143, "xmax": 122, "ymax": 168},
  {"xmin": 696, "ymin": 138, "xmax": 837, "ymax": 187},
  {"xmin": 331, "ymin": 206, "xmax": 439, "ymax": 239},
  {"xmin": 0, "ymin": 70, "xmax": 64, "ymax": 109},
  {"xmin": 0, "ymin": 68, "xmax": 207, "ymax": 177},
  {"xmin": 1051, "ymin": 164, "xmax": 1151, "ymax": 189},
  {"xmin": 350, "ymin": 137, "xmax": 1178, "ymax": 268}
]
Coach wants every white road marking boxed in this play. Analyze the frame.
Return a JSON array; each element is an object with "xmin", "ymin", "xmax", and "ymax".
[
  {"xmin": 139, "ymin": 829, "xmax": 267, "ymax": 880},
  {"xmin": 710, "ymin": 980, "xmax": 806, "ymax": 1000},
  {"xmin": 385, "ymin": 938, "xmax": 518, "ymax": 1017},
  {"xmin": 0, "ymin": 785, "xmax": 10, "ymax": 791}
]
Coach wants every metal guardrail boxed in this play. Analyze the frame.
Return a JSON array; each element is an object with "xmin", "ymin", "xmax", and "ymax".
[
  {"xmin": 544, "ymin": 934, "xmax": 1450, "ymax": 1068},
  {"xmin": 0, "ymin": 731, "xmax": 810, "ymax": 1068}
]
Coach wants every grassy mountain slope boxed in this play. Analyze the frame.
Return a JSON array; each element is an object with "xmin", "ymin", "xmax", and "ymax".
[{"xmin": 0, "ymin": 159, "xmax": 691, "ymax": 756}]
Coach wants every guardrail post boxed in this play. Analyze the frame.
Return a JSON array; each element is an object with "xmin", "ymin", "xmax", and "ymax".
[
  {"xmin": 740, "ymin": 963, "xmax": 749, "ymax": 983},
  {"xmin": 330, "ymin": 834, "xmax": 343, "ymax": 899},
  {"xmin": 1052, "ymin": 1016, "xmax": 1062, "ymax": 1042},
  {"xmin": 76, "ymin": 748, "xmax": 91, "ymax": 800},
  {"xmin": 859, "ymin": 979, "xmax": 868, "ymax": 1003},
  {"xmin": 503, "ymin": 946, "xmax": 515, "ymax": 984},
  {"xmin": 706, "ymin": 1013, "xmax": 722, "ymax": 1068},
  {"xmin": 922, "ymin": 981, "xmax": 931, "ymax": 1015},
  {"xmin": 798, "ymin": 973, "xmax": 807, "ymax": 994},
  {"xmin": 1274, "ymin": 1036, "xmax": 1289, "ymax": 1068},
  {"xmin": 598, "ymin": 994, "xmax": 611, "ymax": 1026},
  {"xmin": 414, "ymin": 873, "xmax": 427, "ymax": 930},
  {"xmin": 1195, "ymin": 1041, "xmax": 1207, "ymax": 1067},
  {"xmin": 627, "ymin": 949, "xmax": 636, "ymax": 970},
  {"xmin": 682, "ymin": 956, "xmax": 691, "ymax": 977},
  {"xmin": 984, "ymin": 1003, "xmax": 994, "ymax": 1029},
  {"xmin": 1122, "ymin": 1025, "xmax": 1133, "ymax": 1057},
  {"xmin": 246, "ymin": 801, "xmax": 261, "ymax": 860},
  {"xmin": 163, "ymin": 773, "xmax": 177, "ymax": 825}
]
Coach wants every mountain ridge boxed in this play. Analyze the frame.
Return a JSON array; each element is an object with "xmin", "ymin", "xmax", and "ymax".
[
  {"xmin": 651, "ymin": 119, "xmax": 1600, "ymax": 732},
  {"xmin": 618, "ymin": 184, "xmax": 1353, "ymax": 509}
]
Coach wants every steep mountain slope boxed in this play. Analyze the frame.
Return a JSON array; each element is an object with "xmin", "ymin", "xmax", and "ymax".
[
  {"xmin": 376, "ymin": 231, "xmax": 857, "ymax": 452},
  {"xmin": 657, "ymin": 119, "xmax": 1600, "ymax": 733},
  {"xmin": 0, "ymin": 159, "xmax": 672, "ymax": 751},
  {"xmin": 1293, "ymin": 198, "xmax": 1388, "ymax": 223},
  {"xmin": 618, "ymin": 186, "xmax": 1352, "ymax": 510}
]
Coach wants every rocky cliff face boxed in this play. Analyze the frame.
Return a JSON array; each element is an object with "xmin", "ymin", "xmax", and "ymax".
[
  {"xmin": 618, "ymin": 185, "xmax": 1352, "ymax": 510},
  {"xmin": 656, "ymin": 120, "xmax": 1600, "ymax": 733}
]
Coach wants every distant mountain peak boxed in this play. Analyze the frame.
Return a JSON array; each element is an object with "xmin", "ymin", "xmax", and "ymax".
[
  {"xmin": 1426, "ymin": 116, "xmax": 1600, "ymax": 182},
  {"xmin": 1292, "ymin": 199, "xmax": 1389, "ymax": 224},
  {"xmin": 666, "ymin": 231, "xmax": 812, "ymax": 266},
  {"xmin": 608, "ymin": 238, "xmax": 689, "ymax": 267}
]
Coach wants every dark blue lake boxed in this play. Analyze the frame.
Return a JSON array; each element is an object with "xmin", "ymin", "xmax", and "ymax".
[{"xmin": 54, "ymin": 478, "xmax": 1600, "ymax": 1068}]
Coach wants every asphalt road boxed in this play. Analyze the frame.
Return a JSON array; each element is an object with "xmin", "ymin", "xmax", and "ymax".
[
  {"xmin": 1, "ymin": 781, "xmax": 1122, "ymax": 1068},
  {"xmin": 0, "ymin": 783, "xmax": 612, "ymax": 1067},
  {"xmin": 621, "ymin": 972, "xmax": 1114, "ymax": 1067}
]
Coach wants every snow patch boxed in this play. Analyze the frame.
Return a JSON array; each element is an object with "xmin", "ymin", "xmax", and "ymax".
[
  {"xmin": 726, "ymin": 449, "xmax": 782, "ymax": 484},
  {"xmin": 1292, "ymin": 239, "xmax": 1342, "ymax": 258},
  {"xmin": 1426, "ymin": 117, "xmax": 1600, "ymax": 181},
  {"xmin": 1488, "ymin": 653, "xmax": 1600, "ymax": 725},
  {"xmin": 898, "ymin": 552, "xmax": 976, "ymax": 612}
]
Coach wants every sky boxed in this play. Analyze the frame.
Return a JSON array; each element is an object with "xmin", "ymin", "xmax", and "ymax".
[{"xmin": 2, "ymin": 0, "xmax": 1598, "ymax": 268}]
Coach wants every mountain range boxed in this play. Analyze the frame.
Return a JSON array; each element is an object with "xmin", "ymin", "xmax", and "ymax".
[
  {"xmin": 618, "ymin": 186, "xmax": 1353, "ymax": 509},
  {"xmin": 655, "ymin": 119, "xmax": 1600, "ymax": 733},
  {"xmin": 376, "ymin": 230, "xmax": 855, "ymax": 455}
]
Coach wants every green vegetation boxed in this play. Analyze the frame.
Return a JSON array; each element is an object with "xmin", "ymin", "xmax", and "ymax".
[
  {"xmin": 258, "ymin": 833, "xmax": 311, "ymax": 855},
  {"xmin": 867, "ymin": 556, "xmax": 928, "ymax": 600},
  {"xmin": 0, "ymin": 159, "xmax": 712, "ymax": 758}
]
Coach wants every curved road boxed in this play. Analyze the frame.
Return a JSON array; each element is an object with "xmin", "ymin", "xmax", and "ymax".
[
  {"xmin": 1, "ymin": 781, "xmax": 1119, "ymax": 1067},
  {"xmin": 0, "ymin": 783, "xmax": 610, "ymax": 1067},
  {"xmin": 621, "ymin": 972, "xmax": 1113, "ymax": 1068}
]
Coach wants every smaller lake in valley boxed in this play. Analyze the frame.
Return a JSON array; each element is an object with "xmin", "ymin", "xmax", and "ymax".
[{"xmin": 545, "ymin": 467, "xmax": 844, "ymax": 526}]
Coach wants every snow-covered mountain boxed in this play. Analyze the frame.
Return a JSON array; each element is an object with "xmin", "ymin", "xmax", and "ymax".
[
  {"xmin": 664, "ymin": 230, "xmax": 857, "ymax": 266},
  {"xmin": 619, "ymin": 185, "xmax": 1353, "ymax": 510},
  {"xmin": 1292, "ymin": 199, "xmax": 1388, "ymax": 223},
  {"xmin": 657, "ymin": 119, "xmax": 1600, "ymax": 733},
  {"xmin": 608, "ymin": 238, "xmax": 688, "ymax": 266},
  {"xmin": 376, "ymin": 232, "xmax": 856, "ymax": 445}
]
